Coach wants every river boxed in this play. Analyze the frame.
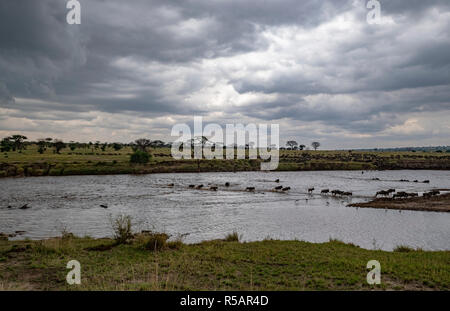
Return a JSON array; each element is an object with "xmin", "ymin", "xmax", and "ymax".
[{"xmin": 0, "ymin": 170, "xmax": 449, "ymax": 251}]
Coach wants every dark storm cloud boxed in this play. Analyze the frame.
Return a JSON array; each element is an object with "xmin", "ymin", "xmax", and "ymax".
[{"xmin": 0, "ymin": 0, "xmax": 449, "ymax": 147}]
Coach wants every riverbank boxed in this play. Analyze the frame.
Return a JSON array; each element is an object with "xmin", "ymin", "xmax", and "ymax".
[
  {"xmin": 349, "ymin": 193, "xmax": 450, "ymax": 213},
  {"xmin": 0, "ymin": 235, "xmax": 449, "ymax": 290},
  {"xmin": 1, "ymin": 147, "xmax": 449, "ymax": 178}
]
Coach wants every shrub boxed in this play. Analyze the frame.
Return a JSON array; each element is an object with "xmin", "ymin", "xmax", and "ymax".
[
  {"xmin": 136, "ymin": 231, "xmax": 170, "ymax": 251},
  {"xmin": 130, "ymin": 150, "xmax": 151, "ymax": 164},
  {"xmin": 224, "ymin": 231, "xmax": 241, "ymax": 242},
  {"xmin": 393, "ymin": 245, "xmax": 414, "ymax": 252},
  {"xmin": 111, "ymin": 215, "xmax": 133, "ymax": 244}
]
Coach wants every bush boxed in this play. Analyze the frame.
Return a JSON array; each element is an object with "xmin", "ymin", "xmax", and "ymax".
[
  {"xmin": 393, "ymin": 245, "xmax": 414, "ymax": 252},
  {"xmin": 111, "ymin": 215, "xmax": 133, "ymax": 244},
  {"xmin": 136, "ymin": 231, "xmax": 170, "ymax": 251},
  {"xmin": 130, "ymin": 150, "xmax": 151, "ymax": 164},
  {"xmin": 224, "ymin": 231, "xmax": 241, "ymax": 242}
]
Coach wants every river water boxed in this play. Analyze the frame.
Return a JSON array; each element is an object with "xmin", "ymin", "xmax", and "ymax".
[{"xmin": 0, "ymin": 170, "xmax": 449, "ymax": 251}]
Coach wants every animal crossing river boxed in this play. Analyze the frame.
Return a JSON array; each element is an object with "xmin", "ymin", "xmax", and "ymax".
[{"xmin": 1, "ymin": 170, "xmax": 449, "ymax": 251}]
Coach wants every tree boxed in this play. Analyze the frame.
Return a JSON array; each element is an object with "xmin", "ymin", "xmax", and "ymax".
[
  {"xmin": 53, "ymin": 139, "xmax": 66, "ymax": 154},
  {"xmin": 69, "ymin": 141, "xmax": 77, "ymax": 151},
  {"xmin": 11, "ymin": 135, "xmax": 27, "ymax": 151},
  {"xmin": 37, "ymin": 139, "xmax": 47, "ymax": 154},
  {"xmin": 112, "ymin": 143, "xmax": 123, "ymax": 151},
  {"xmin": 0, "ymin": 137, "xmax": 13, "ymax": 152},
  {"xmin": 311, "ymin": 141, "xmax": 320, "ymax": 151},
  {"xmin": 299, "ymin": 144, "xmax": 306, "ymax": 150},
  {"xmin": 130, "ymin": 150, "xmax": 150, "ymax": 164},
  {"xmin": 286, "ymin": 140, "xmax": 298, "ymax": 149},
  {"xmin": 133, "ymin": 138, "xmax": 152, "ymax": 152}
]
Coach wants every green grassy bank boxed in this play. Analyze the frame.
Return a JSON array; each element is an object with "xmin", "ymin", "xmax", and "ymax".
[
  {"xmin": 0, "ymin": 235, "xmax": 448, "ymax": 291},
  {"xmin": 1, "ymin": 145, "xmax": 449, "ymax": 178}
]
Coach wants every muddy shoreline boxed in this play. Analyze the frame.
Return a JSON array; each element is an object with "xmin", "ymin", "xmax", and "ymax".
[{"xmin": 349, "ymin": 193, "xmax": 450, "ymax": 213}]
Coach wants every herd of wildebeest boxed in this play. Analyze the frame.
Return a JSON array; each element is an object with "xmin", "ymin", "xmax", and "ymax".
[{"xmin": 170, "ymin": 177, "xmax": 443, "ymax": 200}]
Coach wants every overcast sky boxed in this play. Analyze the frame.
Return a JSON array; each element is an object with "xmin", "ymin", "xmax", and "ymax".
[{"xmin": 0, "ymin": 0, "xmax": 449, "ymax": 149}]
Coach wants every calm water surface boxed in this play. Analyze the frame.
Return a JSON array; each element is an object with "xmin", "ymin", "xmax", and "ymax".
[{"xmin": 0, "ymin": 170, "xmax": 449, "ymax": 251}]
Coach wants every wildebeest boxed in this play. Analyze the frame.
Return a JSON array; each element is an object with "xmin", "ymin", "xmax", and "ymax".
[
  {"xmin": 210, "ymin": 186, "xmax": 218, "ymax": 191},
  {"xmin": 400, "ymin": 179, "xmax": 409, "ymax": 182},
  {"xmin": 376, "ymin": 190, "xmax": 390, "ymax": 197},
  {"xmin": 168, "ymin": 183, "xmax": 174, "ymax": 187},
  {"xmin": 423, "ymin": 190, "xmax": 439, "ymax": 198},
  {"xmin": 225, "ymin": 182, "xmax": 230, "ymax": 187},
  {"xmin": 19, "ymin": 204, "xmax": 30, "ymax": 210},
  {"xmin": 274, "ymin": 186, "xmax": 283, "ymax": 190},
  {"xmin": 196, "ymin": 184, "xmax": 204, "ymax": 189},
  {"xmin": 342, "ymin": 192, "xmax": 352, "ymax": 196},
  {"xmin": 393, "ymin": 191, "xmax": 408, "ymax": 199},
  {"xmin": 189, "ymin": 185, "xmax": 195, "ymax": 188},
  {"xmin": 308, "ymin": 187, "xmax": 315, "ymax": 193},
  {"xmin": 246, "ymin": 187, "xmax": 255, "ymax": 192},
  {"xmin": 282, "ymin": 187, "xmax": 291, "ymax": 191},
  {"xmin": 321, "ymin": 189, "xmax": 329, "ymax": 194},
  {"xmin": 387, "ymin": 189, "xmax": 396, "ymax": 194},
  {"xmin": 331, "ymin": 190, "xmax": 344, "ymax": 196},
  {"xmin": 275, "ymin": 179, "xmax": 280, "ymax": 183},
  {"xmin": 413, "ymin": 180, "xmax": 418, "ymax": 183},
  {"xmin": 423, "ymin": 180, "xmax": 430, "ymax": 183},
  {"xmin": 426, "ymin": 190, "xmax": 440, "ymax": 196},
  {"xmin": 100, "ymin": 204, "xmax": 108, "ymax": 208}
]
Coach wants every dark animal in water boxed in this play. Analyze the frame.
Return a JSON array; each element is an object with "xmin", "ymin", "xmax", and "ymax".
[
  {"xmin": 413, "ymin": 180, "xmax": 418, "ymax": 183},
  {"xmin": 342, "ymin": 192, "xmax": 352, "ymax": 196},
  {"xmin": 189, "ymin": 185, "xmax": 195, "ymax": 188},
  {"xmin": 275, "ymin": 179, "xmax": 280, "ymax": 183},
  {"xmin": 422, "ymin": 180, "xmax": 430, "ymax": 183},
  {"xmin": 331, "ymin": 190, "xmax": 343, "ymax": 196},
  {"xmin": 393, "ymin": 191, "xmax": 408, "ymax": 199},
  {"xmin": 372, "ymin": 178, "xmax": 380, "ymax": 181},
  {"xmin": 274, "ymin": 186, "xmax": 283, "ymax": 190},
  {"xmin": 426, "ymin": 190, "xmax": 440, "ymax": 196},
  {"xmin": 246, "ymin": 187, "xmax": 255, "ymax": 192},
  {"xmin": 196, "ymin": 185, "xmax": 204, "ymax": 189},
  {"xmin": 168, "ymin": 183, "xmax": 174, "ymax": 187},
  {"xmin": 321, "ymin": 189, "xmax": 329, "ymax": 194},
  {"xmin": 7, "ymin": 205, "xmax": 12, "ymax": 209},
  {"xmin": 423, "ymin": 190, "xmax": 439, "ymax": 198},
  {"xmin": 19, "ymin": 204, "xmax": 30, "ymax": 210},
  {"xmin": 100, "ymin": 204, "xmax": 108, "ymax": 208},
  {"xmin": 282, "ymin": 187, "xmax": 291, "ymax": 191},
  {"xmin": 225, "ymin": 182, "xmax": 230, "ymax": 187},
  {"xmin": 399, "ymin": 179, "xmax": 409, "ymax": 182},
  {"xmin": 376, "ymin": 190, "xmax": 389, "ymax": 197},
  {"xmin": 308, "ymin": 187, "xmax": 314, "ymax": 193},
  {"xmin": 210, "ymin": 186, "xmax": 218, "ymax": 191}
]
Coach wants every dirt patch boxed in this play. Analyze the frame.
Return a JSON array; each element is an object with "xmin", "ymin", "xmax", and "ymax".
[{"xmin": 349, "ymin": 193, "xmax": 450, "ymax": 212}]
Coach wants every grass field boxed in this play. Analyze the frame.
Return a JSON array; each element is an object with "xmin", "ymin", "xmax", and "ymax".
[
  {"xmin": 0, "ymin": 234, "xmax": 449, "ymax": 291},
  {"xmin": 1, "ymin": 144, "xmax": 449, "ymax": 177}
]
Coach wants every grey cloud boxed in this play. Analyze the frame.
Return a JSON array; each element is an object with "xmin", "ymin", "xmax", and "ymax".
[{"xmin": 0, "ymin": 0, "xmax": 449, "ymax": 147}]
